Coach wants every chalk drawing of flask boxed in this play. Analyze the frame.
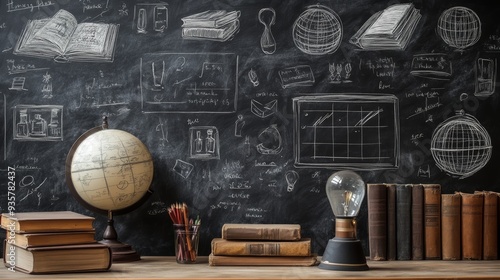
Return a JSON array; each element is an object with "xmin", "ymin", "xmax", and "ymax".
[
  {"xmin": 137, "ymin": 8, "xmax": 147, "ymax": 33},
  {"xmin": 258, "ymin": 8, "xmax": 276, "ymax": 55}
]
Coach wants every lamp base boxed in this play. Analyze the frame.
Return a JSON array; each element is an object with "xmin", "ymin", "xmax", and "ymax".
[{"xmin": 318, "ymin": 237, "xmax": 368, "ymax": 271}]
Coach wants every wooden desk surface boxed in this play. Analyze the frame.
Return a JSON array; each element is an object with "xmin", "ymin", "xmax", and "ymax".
[{"xmin": 1, "ymin": 256, "xmax": 499, "ymax": 280}]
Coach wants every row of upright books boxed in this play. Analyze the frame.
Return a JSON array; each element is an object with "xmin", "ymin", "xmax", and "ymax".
[
  {"xmin": 1, "ymin": 211, "xmax": 111, "ymax": 274},
  {"xmin": 209, "ymin": 223, "xmax": 318, "ymax": 266},
  {"xmin": 367, "ymin": 183, "xmax": 499, "ymax": 261}
]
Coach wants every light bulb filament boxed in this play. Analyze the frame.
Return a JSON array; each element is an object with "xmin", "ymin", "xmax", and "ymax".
[{"xmin": 342, "ymin": 190, "xmax": 353, "ymax": 216}]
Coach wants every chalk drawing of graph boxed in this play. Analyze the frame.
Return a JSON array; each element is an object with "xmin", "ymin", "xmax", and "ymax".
[{"xmin": 293, "ymin": 94, "xmax": 399, "ymax": 169}]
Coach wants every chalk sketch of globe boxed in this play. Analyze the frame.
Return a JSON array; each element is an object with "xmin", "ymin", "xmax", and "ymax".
[
  {"xmin": 436, "ymin": 6, "xmax": 481, "ymax": 50},
  {"xmin": 69, "ymin": 129, "xmax": 154, "ymax": 211},
  {"xmin": 430, "ymin": 112, "xmax": 491, "ymax": 179},
  {"xmin": 292, "ymin": 5, "xmax": 343, "ymax": 55}
]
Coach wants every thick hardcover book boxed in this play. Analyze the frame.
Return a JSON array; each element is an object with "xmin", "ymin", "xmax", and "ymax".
[
  {"xmin": 208, "ymin": 253, "xmax": 318, "ymax": 266},
  {"xmin": 13, "ymin": 9, "xmax": 118, "ymax": 63},
  {"xmin": 211, "ymin": 238, "xmax": 311, "ymax": 257},
  {"xmin": 479, "ymin": 191, "xmax": 498, "ymax": 260},
  {"xmin": 3, "ymin": 240, "xmax": 112, "ymax": 274},
  {"xmin": 12, "ymin": 231, "xmax": 96, "ymax": 248},
  {"xmin": 461, "ymin": 192, "xmax": 484, "ymax": 260},
  {"xmin": 423, "ymin": 184, "xmax": 441, "ymax": 260},
  {"xmin": 441, "ymin": 193, "xmax": 461, "ymax": 260},
  {"xmin": 221, "ymin": 224, "xmax": 301, "ymax": 241},
  {"xmin": 182, "ymin": 20, "xmax": 240, "ymax": 42},
  {"xmin": 181, "ymin": 10, "xmax": 241, "ymax": 28},
  {"xmin": 386, "ymin": 183, "xmax": 397, "ymax": 260},
  {"xmin": 367, "ymin": 183, "xmax": 387, "ymax": 261},
  {"xmin": 411, "ymin": 184, "xmax": 424, "ymax": 260},
  {"xmin": 480, "ymin": 191, "xmax": 498, "ymax": 260},
  {"xmin": 0, "ymin": 211, "xmax": 94, "ymax": 233},
  {"xmin": 396, "ymin": 184, "xmax": 412, "ymax": 260}
]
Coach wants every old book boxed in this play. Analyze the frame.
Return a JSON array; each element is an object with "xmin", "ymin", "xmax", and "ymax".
[
  {"xmin": 13, "ymin": 9, "xmax": 119, "ymax": 63},
  {"xmin": 211, "ymin": 238, "xmax": 311, "ymax": 257},
  {"xmin": 411, "ymin": 184, "xmax": 424, "ymax": 260},
  {"xmin": 0, "ymin": 211, "xmax": 94, "ymax": 233},
  {"xmin": 12, "ymin": 231, "xmax": 96, "ymax": 248},
  {"xmin": 461, "ymin": 192, "xmax": 483, "ymax": 260},
  {"xmin": 441, "ymin": 193, "xmax": 461, "ymax": 260},
  {"xmin": 208, "ymin": 253, "xmax": 318, "ymax": 266},
  {"xmin": 479, "ymin": 191, "xmax": 498, "ymax": 260},
  {"xmin": 423, "ymin": 184, "xmax": 441, "ymax": 259},
  {"xmin": 386, "ymin": 183, "xmax": 397, "ymax": 260},
  {"xmin": 181, "ymin": 10, "xmax": 241, "ymax": 28},
  {"xmin": 3, "ymin": 240, "xmax": 112, "ymax": 274},
  {"xmin": 367, "ymin": 183, "xmax": 387, "ymax": 261},
  {"xmin": 349, "ymin": 3, "xmax": 421, "ymax": 50},
  {"xmin": 182, "ymin": 20, "xmax": 240, "ymax": 42},
  {"xmin": 221, "ymin": 224, "xmax": 301, "ymax": 241},
  {"xmin": 396, "ymin": 184, "xmax": 412, "ymax": 260}
]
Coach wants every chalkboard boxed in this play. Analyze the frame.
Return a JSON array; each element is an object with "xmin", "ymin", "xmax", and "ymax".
[{"xmin": 0, "ymin": 0, "xmax": 499, "ymax": 258}]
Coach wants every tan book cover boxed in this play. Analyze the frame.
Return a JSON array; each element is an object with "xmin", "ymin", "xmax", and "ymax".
[
  {"xmin": 476, "ymin": 191, "xmax": 497, "ymax": 260},
  {"xmin": 441, "ymin": 193, "xmax": 461, "ymax": 260},
  {"xmin": 211, "ymin": 238, "xmax": 311, "ymax": 257},
  {"xmin": 1, "ymin": 211, "xmax": 94, "ymax": 233},
  {"xmin": 461, "ymin": 192, "xmax": 484, "ymax": 260},
  {"xmin": 423, "ymin": 184, "xmax": 441, "ymax": 260},
  {"xmin": 13, "ymin": 231, "xmax": 96, "ymax": 248},
  {"xmin": 221, "ymin": 224, "xmax": 301, "ymax": 241},
  {"xmin": 208, "ymin": 253, "xmax": 318, "ymax": 266},
  {"xmin": 3, "ymin": 240, "xmax": 112, "ymax": 274}
]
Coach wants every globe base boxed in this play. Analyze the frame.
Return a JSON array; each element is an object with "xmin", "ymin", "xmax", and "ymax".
[
  {"xmin": 100, "ymin": 239, "xmax": 141, "ymax": 262},
  {"xmin": 100, "ymin": 214, "xmax": 141, "ymax": 262}
]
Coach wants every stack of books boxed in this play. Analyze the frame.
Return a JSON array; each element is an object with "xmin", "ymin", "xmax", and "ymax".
[
  {"xmin": 181, "ymin": 10, "xmax": 241, "ymax": 42},
  {"xmin": 1, "ymin": 211, "xmax": 112, "ymax": 274},
  {"xmin": 209, "ymin": 223, "xmax": 317, "ymax": 266}
]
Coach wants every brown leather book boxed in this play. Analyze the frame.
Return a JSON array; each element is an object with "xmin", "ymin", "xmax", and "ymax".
[
  {"xmin": 461, "ymin": 192, "xmax": 483, "ymax": 260},
  {"xmin": 208, "ymin": 253, "xmax": 318, "ymax": 266},
  {"xmin": 476, "ymin": 191, "xmax": 498, "ymax": 260},
  {"xmin": 0, "ymin": 211, "xmax": 94, "ymax": 233},
  {"xmin": 3, "ymin": 240, "xmax": 112, "ymax": 274},
  {"xmin": 12, "ymin": 231, "xmax": 96, "ymax": 248},
  {"xmin": 386, "ymin": 183, "xmax": 397, "ymax": 260},
  {"xmin": 411, "ymin": 184, "xmax": 424, "ymax": 260},
  {"xmin": 367, "ymin": 183, "xmax": 387, "ymax": 261},
  {"xmin": 211, "ymin": 238, "xmax": 311, "ymax": 256},
  {"xmin": 441, "ymin": 193, "xmax": 461, "ymax": 260},
  {"xmin": 423, "ymin": 184, "xmax": 441, "ymax": 259},
  {"xmin": 221, "ymin": 224, "xmax": 301, "ymax": 241}
]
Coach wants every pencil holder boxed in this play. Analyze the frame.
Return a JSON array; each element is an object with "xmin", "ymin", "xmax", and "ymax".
[{"xmin": 173, "ymin": 224, "xmax": 200, "ymax": 263}]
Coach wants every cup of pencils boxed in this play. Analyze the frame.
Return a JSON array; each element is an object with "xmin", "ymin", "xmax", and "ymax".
[{"xmin": 168, "ymin": 203, "xmax": 201, "ymax": 264}]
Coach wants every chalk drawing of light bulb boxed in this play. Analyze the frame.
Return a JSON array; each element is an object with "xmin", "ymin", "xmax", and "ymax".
[{"xmin": 285, "ymin": 170, "xmax": 299, "ymax": 192}]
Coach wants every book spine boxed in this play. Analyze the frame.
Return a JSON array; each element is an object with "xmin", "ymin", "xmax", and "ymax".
[
  {"xmin": 208, "ymin": 253, "xmax": 318, "ymax": 266},
  {"xmin": 411, "ymin": 184, "xmax": 424, "ymax": 260},
  {"xmin": 441, "ymin": 193, "xmax": 461, "ymax": 260},
  {"xmin": 396, "ymin": 184, "xmax": 412, "ymax": 260},
  {"xmin": 423, "ymin": 184, "xmax": 441, "ymax": 260},
  {"xmin": 182, "ymin": 27, "xmax": 225, "ymax": 39},
  {"xmin": 482, "ymin": 191, "xmax": 497, "ymax": 260},
  {"xmin": 461, "ymin": 192, "xmax": 483, "ymax": 260},
  {"xmin": 367, "ymin": 183, "xmax": 387, "ymax": 261},
  {"xmin": 211, "ymin": 239, "xmax": 311, "ymax": 257},
  {"xmin": 221, "ymin": 227, "xmax": 301, "ymax": 241},
  {"xmin": 386, "ymin": 184, "xmax": 397, "ymax": 260}
]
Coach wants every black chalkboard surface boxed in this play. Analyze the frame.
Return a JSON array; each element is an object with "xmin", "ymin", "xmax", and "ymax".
[{"xmin": 0, "ymin": 0, "xmax": 499, "ymax": 257}]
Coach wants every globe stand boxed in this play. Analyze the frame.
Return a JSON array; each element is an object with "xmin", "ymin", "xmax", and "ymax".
[{"xmin": 99, "ymin": 211, "xmax": 141, "ymax": 262}]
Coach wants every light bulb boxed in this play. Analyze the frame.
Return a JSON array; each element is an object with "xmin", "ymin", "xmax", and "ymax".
[
  {"xmin": 325, "ymin": 170, "xmax": 365, "ymax": 218},
  {"xmin": 319, "ymin": 170, "xmax": 368, "ymax": 271}
]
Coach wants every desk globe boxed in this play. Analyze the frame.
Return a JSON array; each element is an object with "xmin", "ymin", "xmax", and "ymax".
[{"xmin": 65, "ymin": 116, "xmax": 154, "ymax": 262}]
